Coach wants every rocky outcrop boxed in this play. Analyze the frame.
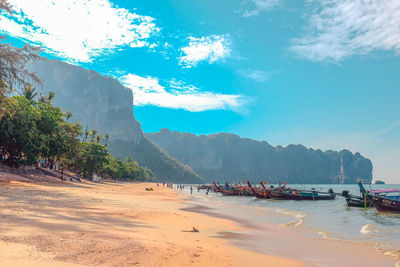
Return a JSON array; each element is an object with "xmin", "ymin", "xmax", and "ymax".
[
  {"xmin": 29, "ymin": 59, "xmax": 202, "ymax": 183},
  {"xmin": 29, "ymin": 58, "xmax": 143, "ymax": 143},
  {"xmin": 146, "ymin": 129, "xmax": 373, "ymax": 184}
]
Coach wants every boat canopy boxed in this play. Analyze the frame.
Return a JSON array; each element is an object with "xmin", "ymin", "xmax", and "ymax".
[{"xmin": 369, "ymin": 189, "xmax": 400, "ymax": 194}]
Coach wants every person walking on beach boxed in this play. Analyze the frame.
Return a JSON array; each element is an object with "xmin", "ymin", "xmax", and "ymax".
[{"xmin": 190, "ymin": 186, "xmax": 193, "ymax": 194}]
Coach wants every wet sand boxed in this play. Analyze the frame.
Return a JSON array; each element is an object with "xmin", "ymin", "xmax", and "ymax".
[
  {"xmin": 0, "ymin": 172, "xmax": 301, "ymax": 267},
  {"xmin": 182, "ymin": 194, "xmax": 398, "ymax": 266}
]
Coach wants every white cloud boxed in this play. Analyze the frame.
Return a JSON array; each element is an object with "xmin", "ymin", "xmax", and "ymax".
[
  {"xmin": 120, "ymin": 74, "xmax": 247, "ymax": 112},
  {"xmin": 242, "ymin": 0, "xmax": 282, "ymax": 17},
  {"xmin": 0, "ymin": 0, "xmax": 159, "ymax": 62},
  {"xmin": 291, "ymin": 0, "xmax": 400, "ymax": 62},
  {"xmin": 179, "ymin": 35, "xmax": 231, "ymax": 68},
  {"xmin": 238, "ymin": 69, "xmax": 275, "ymax": 82}
]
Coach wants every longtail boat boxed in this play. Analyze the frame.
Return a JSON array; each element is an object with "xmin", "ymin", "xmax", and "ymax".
[
  {"xmin": 263, "ymin": 182, "xmax": 289, "ymax": 199},
  {"xmin": 233, "ymin": 184, "xmax": 255, "ymax": 196},
  {"xmin": 213, "ymin": 181, "xmax": 243, "ymax": 196},
  {"xmin": 280, "ymin": 189, "xmax": 336, "ymax": 200},
  {"xmin": 219, "ymin": 186, "xmax": 242, "ymax": 196},
  {"xmin": 246, "ymin": 180, "xmax": 270, "ymax": 199},
  {"xmin": 211, "ymin": 181, "xmax": 221, "ymax": 192},
  {"xmin": 342, "ymin": 181, "xmax": 372, "ymax": 207},
  {"xmin": 370, "ymin": 189, "xmax": 400, "ymax": 212},
  {"xmin": 266, "ymin": 182, "xmax": 335, "ymax": 200}
]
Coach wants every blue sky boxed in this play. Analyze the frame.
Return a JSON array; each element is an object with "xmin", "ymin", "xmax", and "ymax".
[{"xmin": 1, "ymin": 0, "xmax": 399, "ymax": 182}]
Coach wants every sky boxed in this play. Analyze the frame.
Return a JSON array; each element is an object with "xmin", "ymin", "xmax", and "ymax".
[{"xmin": 1, "ymin": 0, "xmax": 399, "ymax": 183}]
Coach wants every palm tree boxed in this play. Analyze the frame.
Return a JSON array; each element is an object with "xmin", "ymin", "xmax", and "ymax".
[
  {"xmin": 21, "ymin": 84, "xmax": 37, "ymax": 101},
  {"xmin": 38, "ymin": 93, "xmax": 48, "ymax": 103},
  {"xmin": 38, "ymin": 91, "xmax": 56, "ymax": 104},
  {"xmin": 105, "ymin": 133, "xmax": 110, "ymax": 147},
  {"xmin": 83, "ymin": 127, "xmax": 89, "ymax": 142},
  {"xmin": 89, "ymin": 129, "xmax": 98, "ymax": 142},
  {"xmin": 48, "ymin": 91, "xmax": 55, "ymax": 102},
  {"xmin": 65, "ymin": 111, "xmax": 73, "ymax": 121}
]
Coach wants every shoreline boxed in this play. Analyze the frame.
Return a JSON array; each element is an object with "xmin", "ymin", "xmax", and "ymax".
[
  {"xmin": 0, "ymin": 172, "xmax": 301, "ymax": 266},
  {"xmin": 178, "ymin": 188, "xmax": 399, "ymax": 266}
]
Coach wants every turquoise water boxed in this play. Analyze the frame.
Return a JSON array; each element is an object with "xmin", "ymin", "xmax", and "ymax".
[{"xmin": 180, "ymin": 184, "xmax": 400, "ymax": 263}]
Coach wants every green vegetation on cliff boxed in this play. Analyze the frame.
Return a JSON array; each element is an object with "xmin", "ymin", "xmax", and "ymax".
[{"xmin": 109, "ymin": 138, "xmax": 203, "ymax": 183}]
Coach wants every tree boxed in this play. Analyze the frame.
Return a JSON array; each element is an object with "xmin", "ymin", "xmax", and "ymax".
[
  {"xmin": 0, "ymin": 0, "xmax": 41, "ymax": 119},
  {"xmin": 21, "ymin": 84, "xmax": 37, "ymax": 102},
  {"xmin": 65, "ymin": 111, "xmax": 73, "ymax": 121},
  {"xmin": 0, "ymin": 96, "xmax": 42, "ymax": 166},
  {"xmin": 36, "ymin": 100, "xmax": 70, "ymax": 161},
  {"xmin": 75, "ymin": 142, "xmax": 109, "ymax": 179},
  {"xmin": 38, "ymin": 91, "xmax": 56, "ymax": 104},
  {"xmin": 0, "ymin": 95, "xmax": 80, "ymax": 167},
  {"xmin": 104, "ymin": 133, "xmax": 110, "ymax": 147},
  {"xmin": 0, "ymin": 80, "xmax": 9, "ymax": 118},
  {"xmin": 48, "ymin": 91, "xmax": 55, "ymax": 102},
  {"xmin": 0, "ymin": 37, "xmax": 41, "ymax": 91},
  {"xmin": 89, "ymin": 129, "xmax": 98, "ymax": 142},
  {"xmin": 83, "ymin": 127, "xmax": 89, "ymax": 142}
]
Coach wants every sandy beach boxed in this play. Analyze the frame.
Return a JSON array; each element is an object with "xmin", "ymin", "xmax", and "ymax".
[{"xmin": 0, "ymin": 172, "xmax": 301, "ymax": 267}]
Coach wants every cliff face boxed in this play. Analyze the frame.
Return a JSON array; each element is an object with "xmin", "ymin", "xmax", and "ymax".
[
  {"xmin": 29, "ymin": 59, "xmax": 202, "ymax": 183},
  {"xmin": 145, "ymin": 129, "xmax": 373, "ymax": 184},
  {"xmin": 29, "ymin": 59, "xmax": 143, "ymax": 143}
]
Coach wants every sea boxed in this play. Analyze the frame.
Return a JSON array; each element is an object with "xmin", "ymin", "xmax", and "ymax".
[{"xmin": 178, "ymin": 183, "xmax": 400, "ymax": 266}]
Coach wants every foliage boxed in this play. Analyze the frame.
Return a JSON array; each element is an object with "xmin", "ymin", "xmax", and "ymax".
[
  {"xmin": 103, "ymin": 156, "xmax": 153, "ymax": 181},
  {"xmin": 0, "ymin": 96, "xmax": 42, "ymax": 166},
  {"xmin": 75, "ymin": 141, "xmax": 109, "ymax": 178},
  {"xmin": 0, "ymin": 89, "xmax": 153, "ymax": 181},
  {"xmin": 21, "ymin": 84, "xmax": 38, "ymax": 102},
  {"xmin": 109, "ymin": 138, "xmax": 203, "ymax": 183},
  {"xmin": 0, "ymin": 2, "xmax": 41, "ymax": 91},
  {"xmin": 0, "ymin": 0, "xmax": 41, "ymax": 121}
]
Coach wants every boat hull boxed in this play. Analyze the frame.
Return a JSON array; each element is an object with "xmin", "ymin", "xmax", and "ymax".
[
  {"xmin": 282, "ymin": 192, "xmax": 336, "ymax": 200},
  {"xmin": 345, "ymin": 195, "xmax": 372, "ymax": 207},
  {"xmin": 219, "ymin": 188, "xmax": 241, "ymax": 196},
  {"xmin": 372, "ymin": 196, "xmax": 400, "ymax": 212}
]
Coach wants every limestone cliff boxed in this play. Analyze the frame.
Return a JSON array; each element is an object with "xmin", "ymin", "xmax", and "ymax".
[
  {"xmin": 29, "ymin": 59, "xmax": 143, "ymax": 143},
  {"xmin": 146, "ymin": 129, "xmax": 373, "ymax": 184},
  {"xmin": 29, "ymin": 59, "xmax": 202, "ymax": 183}
]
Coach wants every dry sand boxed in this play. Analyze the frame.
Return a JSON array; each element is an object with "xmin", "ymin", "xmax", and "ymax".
[{"xmin": 0, "ymin": 172, "xmax": 301, "ymax": 267}]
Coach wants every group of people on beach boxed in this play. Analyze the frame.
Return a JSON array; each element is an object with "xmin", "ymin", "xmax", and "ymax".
[
  {"xmin": 156, "ymin": 183, "xmax": 173, "ymax": 188},
  {"xmin": 175, "ymin": 184, "xmax": 197, "ymax": 195}
]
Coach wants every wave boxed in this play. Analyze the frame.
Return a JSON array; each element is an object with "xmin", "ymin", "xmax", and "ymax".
[
  {"xmin": 274, "ymin": 208, "xmax": 307, "ymax": 227},
  {"xmin": 360, "ymin": 223, "xmax": 389, "ymax": 235},
  {"xmin": 286, "ymin": 214, "xmax": 306, "ymax": 227},
  {"xmin": 275, "ymin": 208, "xmax": 304, "ymax": 217},
  {"xmin": 360, "ymin": 223, "xmax": 378, "ymax": 234}
]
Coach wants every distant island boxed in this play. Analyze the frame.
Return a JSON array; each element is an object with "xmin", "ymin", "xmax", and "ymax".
[
  {"xmin": 146, "ymin": 129, "xmax": 373, "ymax": 184},
  {"xmin": 375, "ymin": 180, "xmax": 385, "ymax": 184}
]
